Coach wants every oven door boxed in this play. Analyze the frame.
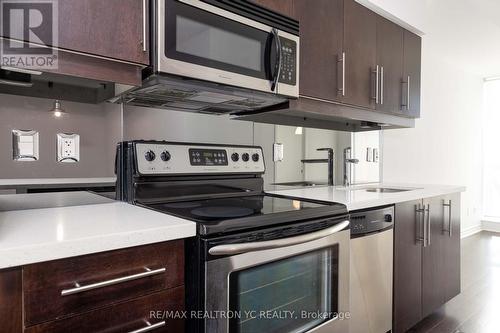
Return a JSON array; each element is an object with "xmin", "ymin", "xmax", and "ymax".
[
  {"xmin": 205, "ymin": 221, "xmax": 350, "ymax": 333},
  {"xmin": 158, "ymin": 0, "xmax": 299, "ymax": 97}
]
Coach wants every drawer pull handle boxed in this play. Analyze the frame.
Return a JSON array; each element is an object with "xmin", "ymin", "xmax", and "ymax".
[
  {"xmin": 60, "ymin": 267, "xmax": 166, "ymax": 296},
  {"xmin": 128, "ymin": 320, "xmax": 166, "ymax": 333}
]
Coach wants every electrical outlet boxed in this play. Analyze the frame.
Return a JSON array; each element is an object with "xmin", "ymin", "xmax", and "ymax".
[{"xmin": 57, "ymin": 133, "xmax": 80, "ymax": 163}]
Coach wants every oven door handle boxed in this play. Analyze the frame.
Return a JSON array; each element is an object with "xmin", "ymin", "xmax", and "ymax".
[{"xmin": 208, "ymin": 220, "xmax": 349, "ymax": 256}]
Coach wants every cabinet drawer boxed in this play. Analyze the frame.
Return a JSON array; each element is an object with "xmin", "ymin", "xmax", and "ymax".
[
  {"xmin": 24, "ymin": 240, "xmax": 184, "ymax": 326},
  {"xmin": 25, "ymin": 286, "xmax": 184, "ymax": 333}
]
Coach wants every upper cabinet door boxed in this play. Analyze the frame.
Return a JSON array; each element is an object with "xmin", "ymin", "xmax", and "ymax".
[
  {"xmin": 403, "ymin": 30, "xmax": 421, "ymax": 117},
  {"xmin": 58, "ymin": 0, "xmax": 149, "ymax": 65},
  {"xmin": 376, "ymin": 16, "xmax": 404, "ymax": 114},
  {"xmin": 343, "ymin": 0, "xmax": 377, "ymax": 109},
  {"xmin": 294, "ymin": 0, "xmax": 344, "ymax": 102}
]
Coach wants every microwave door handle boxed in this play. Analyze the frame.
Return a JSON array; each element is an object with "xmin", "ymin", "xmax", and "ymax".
[
  {"xmin": 270, "ymin": 28, "xmax": 282, "ymax": 92},
  {"xmin": 208, "ymin": 220, "xmax": 349, "ymax": 256}
]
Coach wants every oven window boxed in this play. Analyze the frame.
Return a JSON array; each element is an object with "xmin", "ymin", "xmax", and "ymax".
[{"xmin": 228, "ymin": 246, "xmax": 339, "ymax": 333}]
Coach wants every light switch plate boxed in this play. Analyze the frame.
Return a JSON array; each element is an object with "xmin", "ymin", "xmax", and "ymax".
[
  {"xmin": 57, "ymin": 133, "xmax": 80, "ymax": 163},
  {"xmin": 366, "ymin": 147, "xmax": 373, "ymax": 162},
  {"xmin": 273, "ymin": 143, "xmax": 284, "ymax": 162},
  {"xmin": 12, "ymin": 129, "xmax": 39, "ymax": 161}
]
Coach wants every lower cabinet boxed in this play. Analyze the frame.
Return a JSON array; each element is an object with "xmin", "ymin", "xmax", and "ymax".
[
  {"xmin": 0, "ymin": 268, "xmax": 23, "ymax": 333},
  {"xmin": 0, "ymin": 239, "xmax": 185, "ymax": 333},
  {"xmin": 394, "ymin": 194, "xmax": 461, "ymax": 333},
  {"xmin": 24, "ymin": 287, "xmax": 184, "ymax": 333}
]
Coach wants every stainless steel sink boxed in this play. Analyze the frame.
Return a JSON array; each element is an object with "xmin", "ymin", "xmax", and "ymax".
[
  {"xmin": 364, "ymin": 187, "xmax": 415, "ymax": 193},
  {"xmin": 272, "ymin": 181, "xmax": 328, "ymax": 187}
]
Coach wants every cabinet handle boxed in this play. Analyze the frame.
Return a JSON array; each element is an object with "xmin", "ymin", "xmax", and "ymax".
[
  {"xmin": 443, "ymin": 200, "xmax": 452, "ymax": 237},
  {"xmin": 371, "ymin": 65, "xmax": 380, "ymax": 104},
  {"xmin": 142, "ymin": 0, "xmax": 147, "ymax": 52},
  {"xmin": 60, "ymin": 267, "xmax": 166, "ymax": 296},
  {"xmin": 128, "ymin": 321, "xmax": 166, "ymax": 333},
  {"xmin": 407, "ymin": 75, "xmax": 411, "ymax": 110},
  {"xmin": 380, "ymin": 66, "xmax": 384, "ymax": 105},
  {"xmin": 425, "ymin": 204, "xmax": 431, "ymax": 246},
  {"xmin": 415, "ymin": 204, "xmax": 425, "ymax": 246},
  {"xmin": 337, "ymin": 52, "xmax": 346, "ymax": 97},
  {"xmin": 401, "ymin": 75, "xmax": 411, "ymax": 110},
  {"xmin": 0, "ymin": 79, "xmax": 33, "ymax": 87}
]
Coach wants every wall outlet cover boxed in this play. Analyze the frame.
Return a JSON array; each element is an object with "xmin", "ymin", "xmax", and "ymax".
[
  {"xmin": 366, "ymin": 147, "xmax": 373, "ymax": 162},
  {"xmin": 273, "ymin": 143, "xmax": 284, "ymax": 162},
  {"xmin": 57, "ymin": 133, "xmax": 80, "ymax": 163},
  {"xmin": 12, "ymin": 129, "xmax": 39, "ymax": 161}
]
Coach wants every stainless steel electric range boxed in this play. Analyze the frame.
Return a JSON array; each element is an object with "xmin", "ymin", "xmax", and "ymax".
[{"xmin": 116, "ymin": 140, "xmax": 350, "ymax": 333}]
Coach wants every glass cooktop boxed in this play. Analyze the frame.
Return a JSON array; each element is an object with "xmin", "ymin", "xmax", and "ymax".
[{"xmin": 146, "ymin": 195, "xmax": 347, "ymax": 235}]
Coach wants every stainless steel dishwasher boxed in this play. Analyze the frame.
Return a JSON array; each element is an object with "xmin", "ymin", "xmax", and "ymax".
[{"xmin": 350, "ymin": 206, "xmax": 394, "ymax": 333}]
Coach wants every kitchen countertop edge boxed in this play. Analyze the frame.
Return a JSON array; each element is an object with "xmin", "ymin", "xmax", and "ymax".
[
  {"xmin": 0, "ymin": 201, "xmax": 196, "ymax": 269},
  {"xmin": 268, "ymin": 183, "xmax": 466, "ymax": 211}
]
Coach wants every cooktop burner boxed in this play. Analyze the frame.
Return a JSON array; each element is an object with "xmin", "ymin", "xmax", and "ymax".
[{"xmin": 146, "ymin": 195, "xmax": 347, "ymax": 236}]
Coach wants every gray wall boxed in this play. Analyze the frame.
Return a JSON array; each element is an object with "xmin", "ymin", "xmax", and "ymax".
[
  {"xmin": 0, "ymin": 93, "xmax": 276, "ymax": 182},
  {"xmin": 0, "ymin": 93, "xmax": 120, "ymax": 178}
]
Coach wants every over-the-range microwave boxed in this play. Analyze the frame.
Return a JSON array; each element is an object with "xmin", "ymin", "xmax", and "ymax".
[{"xmin": 114, "ymin": 0, "xmax": 300, "ymax": 115}]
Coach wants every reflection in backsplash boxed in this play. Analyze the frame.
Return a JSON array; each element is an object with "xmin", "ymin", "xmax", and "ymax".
[{"xmin": 273, "ymin": 126, "xmax": 380, "ymax": 186}]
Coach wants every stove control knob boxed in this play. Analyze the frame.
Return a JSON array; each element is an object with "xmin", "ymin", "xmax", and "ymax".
[
  {"xmin": 242, "ymin": 153, "xmax": 250, "ymax": 162},
  {"xmin": 144, "ymin": 150, "xmax": 156, "ymax": 162},
  {"xmin": 252, "ymin": 153, "xmax": 260, "ymax": 162},
  {"xmin": 231, "ymin": 152, "xmax": 239, "ymax": 162},
  {"xmin": 160, "ymin": 151, "xmax": 171, "ymax": 162}
]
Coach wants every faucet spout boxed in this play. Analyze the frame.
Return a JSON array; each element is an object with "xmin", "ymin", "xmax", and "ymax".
[
  {"xmin": 301, "ymin": 148, "xmax": 335, "ymax": 186},
  {"xmin": 343, "ymin": 147, "xmax": 359, "ymax": 187}
]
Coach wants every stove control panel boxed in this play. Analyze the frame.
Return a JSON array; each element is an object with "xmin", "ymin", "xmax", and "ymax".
[{"xmin": 135, "ymin": 142, "xmax": 265, "ymax": 174}]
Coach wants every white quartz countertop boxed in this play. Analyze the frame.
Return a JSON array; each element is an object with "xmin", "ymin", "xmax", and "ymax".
[
  {"xmin": 268, "ymin": 183, "xmax": 466, "ymax": 211},
  {"xmin": 0, "ymin": 177, "xmax": 116, "ymax": 186},
  {"xmin": 0, "ymin": 193, "xmax": 196, "ymax": 269}
]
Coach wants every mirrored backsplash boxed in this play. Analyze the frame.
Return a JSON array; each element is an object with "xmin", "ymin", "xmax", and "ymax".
[{"xmin": 273, "ymin": 126, "xmax": 380, "ymax": 187}]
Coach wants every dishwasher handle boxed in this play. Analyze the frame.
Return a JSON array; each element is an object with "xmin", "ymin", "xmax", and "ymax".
[{"xmin": 209, "ymin": 220, "xmax": 349, "ymax": 256}]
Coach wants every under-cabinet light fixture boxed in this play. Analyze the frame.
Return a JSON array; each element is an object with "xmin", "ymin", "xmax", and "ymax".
[{"xmin": 49, "ymin": 100, "xmax": 67, "ymax": 118}]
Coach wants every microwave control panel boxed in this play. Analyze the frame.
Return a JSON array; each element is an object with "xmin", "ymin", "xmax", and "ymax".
[{"xmin": 279, "ymin": 37, "xmax": 297, "ymax": 86}]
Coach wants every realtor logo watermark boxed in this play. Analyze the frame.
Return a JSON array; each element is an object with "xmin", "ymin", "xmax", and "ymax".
[{"xmin": 0, "ymin": 0, "xmax": 58, "ymax": 70}]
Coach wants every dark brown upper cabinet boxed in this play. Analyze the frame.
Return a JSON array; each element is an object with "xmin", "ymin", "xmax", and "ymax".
[
  {"xmin": 403, "ymin": 30, "xmax": 422, "ymax": 117},
  {"xmin": 0, "ymin": 0, "xmax": 148, "ymax": 88},
  {"xmin": 57, "ymin": 0, "xmax": 149, "ymax": 65},
  {"xmin": 343, "ymin": 0, "xmax": 377, "ymax": 109},
  {"xmin": 293, "ymin": 0, "xmax": 344, "ymax": 103},
  {"xmin": 376, "ymin": 16, "xmax": 404, "ymax": 115}
]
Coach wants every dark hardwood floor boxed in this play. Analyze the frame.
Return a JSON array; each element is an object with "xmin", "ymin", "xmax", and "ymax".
[{"xmin": 408, "ymin": 231, "xmax": 500, "ymax": 333}]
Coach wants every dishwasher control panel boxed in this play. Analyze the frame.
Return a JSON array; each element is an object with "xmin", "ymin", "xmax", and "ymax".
[{"xmin": 350, "ymin": 206, "xmax": 394, "ymax": 236}]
